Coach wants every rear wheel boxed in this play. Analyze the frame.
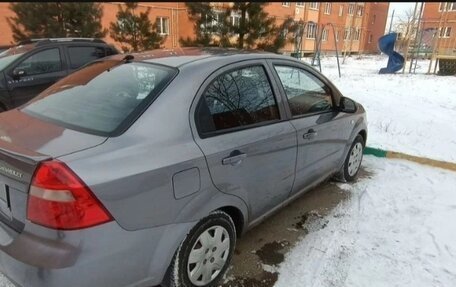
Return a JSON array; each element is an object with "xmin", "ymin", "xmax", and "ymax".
[
  {"xmin": 163, "ymin": 211, "xmax": 236, "ymax": 287},
  {"xmin": 338, "ymin": 135, "xmax": 364, "ymax": 182}
]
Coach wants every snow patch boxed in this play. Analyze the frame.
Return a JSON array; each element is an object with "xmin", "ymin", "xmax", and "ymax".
[{"xmin": 274, "ymin": 156, "xmax": 456, "ymax": 287}]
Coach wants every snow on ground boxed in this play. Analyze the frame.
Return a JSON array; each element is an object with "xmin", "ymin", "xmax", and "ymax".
[
  {"xmin": 275, "ymin": 156, "xmax": 456, "ymax": 287},
  {"xmin": 303, "ymin": 55, "xmax": 456, "ymax": 163}
]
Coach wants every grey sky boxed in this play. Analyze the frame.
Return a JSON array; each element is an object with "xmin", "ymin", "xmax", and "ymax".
[{"xmin": 385, "ymin": 2, "xmax": 417, "ymax": 33}]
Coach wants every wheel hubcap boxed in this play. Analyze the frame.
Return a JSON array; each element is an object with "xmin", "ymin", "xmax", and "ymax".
[
  {"xmin": 187, "ymin": 226, "xmax": 230, "ymax": 286},
  {"xmin": 348, "ymin": 142, "xmax": 363, "ymax": 177}
]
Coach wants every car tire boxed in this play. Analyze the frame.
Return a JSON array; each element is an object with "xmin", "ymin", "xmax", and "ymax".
[
  {"xmin": 337, "ymin": 135, "xmax": 364, "ymax": 182},
  {"xmin": 163, "ymin": 211, "xmax": 236, "ymax": 287}
]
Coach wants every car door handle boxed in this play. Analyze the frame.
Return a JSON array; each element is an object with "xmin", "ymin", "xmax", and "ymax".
[
  {"xmin": 222, "ymin": 151, "xmax": 247, "ymax": 166},
  {"xmin": 303, "ymin": 129, "xmax": 318, "ymax": 140}
]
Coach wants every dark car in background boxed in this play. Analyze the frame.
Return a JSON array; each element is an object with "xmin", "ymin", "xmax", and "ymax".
[{"xmin": 0, "ymin": 38, "xmax": 118, "ymax": 111}]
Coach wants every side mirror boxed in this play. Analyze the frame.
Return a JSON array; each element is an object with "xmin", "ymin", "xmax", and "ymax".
[
  {"xmin": 12, "ymin": 68, "xmax": 26, "ymax": 79},
  {"xmin": 339, "ymin": 97, "xmax": 357, "ymax": 113}
]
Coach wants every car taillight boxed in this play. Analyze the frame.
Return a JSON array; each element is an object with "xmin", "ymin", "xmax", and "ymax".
[{"xmin": 27, "ymin": 160, "xmax": 113, "ymax": 230}]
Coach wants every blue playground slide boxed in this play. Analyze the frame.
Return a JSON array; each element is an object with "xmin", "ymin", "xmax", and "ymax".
[{"xmin": 378, "ymin": 33, "xmax": 405, "ymax": 74}]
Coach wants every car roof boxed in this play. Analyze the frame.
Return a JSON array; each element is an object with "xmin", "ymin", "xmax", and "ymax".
[{"xmin": 106, "ymin": 47, "xmax": 300, "ymax": 68}]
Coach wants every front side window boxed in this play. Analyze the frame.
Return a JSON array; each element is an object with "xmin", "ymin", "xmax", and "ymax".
[
  {"xmin": 22, "ymin": 61, "xmax": 176, "ymax": 135},
  {"xmin": 274, "ymin": 66, "xmax": 333, "ymax": 116},
  {"xmin": 68, "ymin": 46, "xmax": 106, "ymax": 69},
  {"xmin": 196, "ymin": 66, "xmax": 279, "ymax": 135},
  {"xmin": 15, "ymin": 48, "xmax": 62, "ymax": 75}
]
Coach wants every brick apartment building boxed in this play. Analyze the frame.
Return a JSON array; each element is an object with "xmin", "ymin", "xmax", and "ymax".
[
  {"xmin": 421, "ymin": 2, "xmax": 456, "ymax": 56},
  {"xmin": 0, "ymin": 2, "xmax": 389, "ymax": 55}
]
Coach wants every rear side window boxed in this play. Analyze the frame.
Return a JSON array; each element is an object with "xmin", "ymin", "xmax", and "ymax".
[
  {"xmin": 68, "ymin": 46, "xmax": 106, "ymax": 69},
  {"xmin": 196, "ymin": 65, "xmax": 279, "ymax": 135},
  {"xmin": 22, "ymin": 61, "xmax": 176, "ymax": 136},
  {"xmin": 15, "ymin": 48, "xmax": 62, "ymax": 75}
]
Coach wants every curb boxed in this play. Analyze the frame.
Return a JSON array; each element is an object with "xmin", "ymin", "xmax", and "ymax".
[{"xmin": 364, "ymin": 146, "xmax": 456, "ymax": 172}]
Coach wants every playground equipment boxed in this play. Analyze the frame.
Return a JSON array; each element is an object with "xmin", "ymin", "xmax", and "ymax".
[
  {"xmin": 312, "ymin": 23, "xmax": 341, "ymax": 78},
  {"xmin": 378, "ymin": 33, "xmax": 405, "ymax": 74}
]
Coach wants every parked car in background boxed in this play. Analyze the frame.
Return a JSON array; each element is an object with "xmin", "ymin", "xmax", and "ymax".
[
  {"xmin": 0, "ymin": 47, "xmax": 367, "ymax": 287},
  {"xmin": 0, "ymin": 38, "xmax": 118, "ymax": 111}
]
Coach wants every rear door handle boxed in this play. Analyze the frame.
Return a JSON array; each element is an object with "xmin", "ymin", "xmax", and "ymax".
[
  {"xmin": 303, "ymin": 129, "xmax": 317, "ymax": 140},
  {"xmin": 222, "ymin": 151, "xmax": 247, "ymax": 166}
]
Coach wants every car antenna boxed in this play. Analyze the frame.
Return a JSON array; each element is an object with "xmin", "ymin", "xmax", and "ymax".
[{"xmin": 123, "ymin": 54, "xmax": 134, "ymax": 63}]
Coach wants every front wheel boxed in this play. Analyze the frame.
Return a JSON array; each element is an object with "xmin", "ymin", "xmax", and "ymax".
[
  {"xmin": 163, "ymin": 211, "xmax": 236, "ymax": 287},
  {"xmin": 338, "ymin": 135, "xmax": 364, "ymax": 182}
]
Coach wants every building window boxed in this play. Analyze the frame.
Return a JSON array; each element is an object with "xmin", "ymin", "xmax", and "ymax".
[
  {"xmin": 322, "ymin": 29, "xmax": 329, "ymax": 41},
  {"xmin": 372, "ymin": 14, "xmax": 376, "ymax": 24},
  {"xmin": 306, "ymin": 23, "xmax": 317, "ymax": 39},
  {"xmin": 348, "ymin": 3, "xmax": 355, "ymax": 15},
  {"xmin": 439, "ymin": 2, "xmax": 456, "ymax": 11},
  {"xmin": 439, "ymin": 27, "xmax": 452, "ymax": 38},
  {"xmin": 309, "ymin": 2, "xmax": 319, "ymax": 10},
  {"xmin": 336, "ymin": 30, "xmax": 340, "ymax": 42},
  {"xmin": 201, "ymin": 11, "xmax": 225, "ymax": 34},
  {"xmin": 354, "ymin": 29, "xmax": 360, "ymax": 41},
  {"xmin": 344, "ymin": 28, "xmax": 351, "ymax": 41},
  {"xmin": 339, "ymin": 5, "xmax": 344, "ymax": 16},
  {"xmin": 357, "ymin": 6, "xmax": 364, "ymax": 16},
  {"xmin": 296, "ymin": 2, "xmax": 305, "ymax": 7},
  {"xmin": 282, "ymin": 2, "xmax": 290, "ymax": 7},
  {"xmin": 156, "ymin": 17, "xmax": 169, "ymax": 35},
  {"xmin": 324, "ymin": 3, "xmax": 332, "ymax": 15},
  {"xmin": 229, "ymin": 13, "xmax": 241, "ymax": 27},
  {"xmin": 368, "ymin": 34, "xmax": 373, "ymax": 43}
]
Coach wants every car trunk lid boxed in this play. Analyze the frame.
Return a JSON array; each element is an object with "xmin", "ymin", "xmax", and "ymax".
[{"xmin": 0, "ymin": 109, "xmax": 107, "ymax": 241}]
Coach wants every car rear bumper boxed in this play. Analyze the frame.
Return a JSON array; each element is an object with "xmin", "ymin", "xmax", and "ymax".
[{"xmin": 0, "ymin": 220, "xmax": 195, "ymax": 287}]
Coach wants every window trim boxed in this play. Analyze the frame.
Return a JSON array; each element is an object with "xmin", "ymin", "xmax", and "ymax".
[
  {"xmin": 266, "ymin": 59, "xmax": 342, "ymax": 120},
  {"xmin": 193, "ymin": 61, "xmax": 285, "ymax": 139}
]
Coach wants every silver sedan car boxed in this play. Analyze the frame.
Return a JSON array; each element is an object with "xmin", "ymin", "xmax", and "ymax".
[{"xmin": 0, "ymin": 48, "xmax": 367, "ymax": 287}]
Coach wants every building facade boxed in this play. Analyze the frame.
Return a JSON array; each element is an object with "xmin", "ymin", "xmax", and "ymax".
[
  {"xmin": 262, "ymin": 2, "xmax": 389, "ymax": 55},
  {"xmin": 422, "ymin": 2, "xmax": 456, "ymax": 56},
  {"xmin": 0, "ymin": 2, "xmax": 389, "ymax": 54}
]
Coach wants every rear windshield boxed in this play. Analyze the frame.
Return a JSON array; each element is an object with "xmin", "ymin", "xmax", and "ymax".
[{"xmin": 22, "ymin": 60, "xmax": 177, "ymax": 136}]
